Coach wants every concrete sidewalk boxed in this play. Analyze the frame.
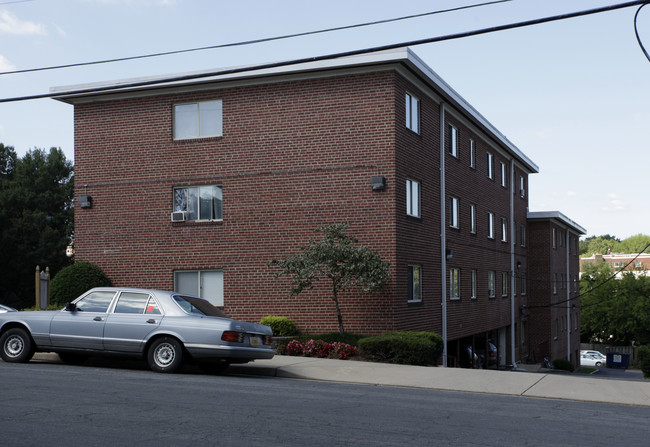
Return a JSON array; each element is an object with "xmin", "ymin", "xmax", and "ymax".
[
  {"xmin": 229, "ymin": 355, "xmax": 650, "ymax": 407},
  {"xmin": 30, "ymin": 353, "xmax": 649, "ymax": 406}
]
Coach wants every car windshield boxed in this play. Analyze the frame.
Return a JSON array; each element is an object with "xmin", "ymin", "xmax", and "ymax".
[{"xmin": 173, "ymin": 295, "xmax": 230, "ymax": 318}]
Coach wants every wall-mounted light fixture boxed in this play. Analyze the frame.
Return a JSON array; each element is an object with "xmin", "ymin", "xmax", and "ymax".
[
  {"xmin": 370, "ymin": 176, "xmax": 386, "ymax": 191},
  {"xmin": 78, "ymin": 195, "xmax": 93, "ymax": 209}
]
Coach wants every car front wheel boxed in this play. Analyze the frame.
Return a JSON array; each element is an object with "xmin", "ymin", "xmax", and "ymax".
[
  {"xmin": 147, "ymin": 337, "xmax": 184, "ymax": 373},
  {"xmin": 1, "ymin": 328, "xmax": 35, "ymax": 363}
]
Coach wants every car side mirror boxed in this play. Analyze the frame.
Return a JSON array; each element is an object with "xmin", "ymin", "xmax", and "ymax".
[{"xmin": 64, "ymin": 302, "xmax": 77, "ymax": 312}]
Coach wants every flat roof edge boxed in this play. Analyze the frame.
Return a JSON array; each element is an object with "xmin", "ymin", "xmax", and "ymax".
[{"xmin": 528, "ymin": 211, "xmax": 587, "ymax": 234}]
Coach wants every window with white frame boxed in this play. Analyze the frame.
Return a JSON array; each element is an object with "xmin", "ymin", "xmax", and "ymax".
[
  {"xmin": 488, "ymin": 271, "xmax": 496, "ymax": 297},
  {"xmin": 500, "ymin": 217, "xmax": 507, "ymax": 242},
  {"xmin": 500, "ymin": 162, "xmax": 507, "ymax": 187},
  {"xmin": 520, "ymin": 175, "xmax": 526, "ymax": 198},
  {"xmin": 520, "ymin": 224, "xmax": 526, "ymax": 247},
  {"xmin": 552, "ymin": 228, "xmax": 557, "ymax": 248},
  {"xmin": 449, "ymin": 125, "xmax": 458, "ymax": 157},
  {"xmin": 174, "ymin": 269, "xmax": 224, "ymax": 306},
  {"xmin": 501, "ymin": 272, "xmax": 508, "ymax": 297},
  {"xmin": 470, "ymin": 204, "xmax": 476, "ymax": 234},
  {"xmin": 487, "ymin": 212, "xmax": 495, "ymax": 239},
  {"xmin": 408, "ymin": 265, "xmax": 422, "ymax": 302},
  {"xmin": 521, "ymin": 273, "xmax": 527, "ymax": 295},
  {"xmin": 173, "ymin": 100, "xmax": 223, "ymax": 140},
  {"xmin": 471, "ymin": 269, "xmax": 477, "ymax": 299},
  {"xmin": 406, "ymin": 179, "xmax": 420, "ymax": 217},
  {"xmin": 405, "ymin": 93, "xmax": 420, "ymax": 133},
  {"xmin": 449, "ymin": 268, "xmax": 460, "ymax": 300},
  {"xmin": 449, "ymin": 196, "xmax": 459, "ymax": 228},
  {"xmin": 469, "ymin": 139, "xmax": 476, "ymax": 168},
  {"xmin": 174, "ymin": 185, "xmax": 223, "ymax": 221},
  {"xmin": 487, "ymin": 152, "xmax": 494, "ymax": 179}
]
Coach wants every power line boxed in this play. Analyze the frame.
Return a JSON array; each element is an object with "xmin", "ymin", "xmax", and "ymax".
[
  {"xmin": 2, "ymin": 0, "xmax": 649, "ymax": 104},
  {"xmin": 0, "ymin": 0, "xmax": 512, "ymax": 76}
]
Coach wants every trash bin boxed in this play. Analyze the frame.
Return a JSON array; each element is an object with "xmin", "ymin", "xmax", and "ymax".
[{"xmin": 606, "ymin": 352, "xmax": 630, "ymax": 369}]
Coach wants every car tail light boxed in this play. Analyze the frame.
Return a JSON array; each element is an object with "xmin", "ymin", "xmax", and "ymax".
[
  {"xmin": 221, "ymin": 331, "xmax": 244, "ymax": 343},
  {"xmin": 263, "ymin": 335, "xmax": 273, "ymax": 346}
]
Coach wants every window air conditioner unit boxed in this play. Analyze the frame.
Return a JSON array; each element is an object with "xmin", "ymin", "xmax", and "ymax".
[{"xmin": 171, "ymin": 211, "xmax": 186, "ymax": 222}]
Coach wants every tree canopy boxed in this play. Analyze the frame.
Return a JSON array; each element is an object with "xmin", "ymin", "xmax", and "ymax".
[
  {"xmin": 269, "ymin": 222, "xmax": 391, "ymax": 334},
  {"xmin": 0, "ymin": 144, "xmax": 74, "ymax": 308},
  {"xmin": 580, "ymin": 234, "xmax": 650, "ymax": 257}
]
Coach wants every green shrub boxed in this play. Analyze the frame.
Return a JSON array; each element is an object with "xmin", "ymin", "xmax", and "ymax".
[
  {"xmin": 308, "ymin": 332, "xmax": 366, "ymax": 346},
  {"xmin": 359, "ymin": 331, "xmax": 443, "ymax": 366},
  {"xmin": 259, "ymin": 316, "xmax": 300, "ymax": 336},
  {"xmin": 637, "ymin": 345, "xmax": 650, "ymax": 379},
  {"xmin": 49, "ymin": 262, "xmax": 112, "ymax": 306},
  {"xmin": 552, "ymin": 358, "xmax": 575, "ymax": 372}
]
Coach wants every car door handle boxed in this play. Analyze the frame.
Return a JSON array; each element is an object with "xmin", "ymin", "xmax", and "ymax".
[
  {"xmin": 147, "ymin": 319, "xmax": 156, "ymax": 324},
  {"xmin": 94, "ymin": 316, "xmax": 103, "ymax": 321}
]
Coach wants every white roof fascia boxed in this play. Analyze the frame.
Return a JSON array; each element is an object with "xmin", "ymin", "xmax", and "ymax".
[{"xmin": 528, "ymin": 211, "xmax": 587, "ymax": 235}]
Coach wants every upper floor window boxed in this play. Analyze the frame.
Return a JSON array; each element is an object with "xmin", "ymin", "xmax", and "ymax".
[
  {"xmin": 449, "ymin": 125, "xmax": 458, "ymax": 157},
  {"xmin": 406, "ymin": 179, "xmax": 420, "ymax": 218},
  {"xmin": 520, "ymin": 224, "xmax": 526, "ymax": 247},
  {"xmin": 471, "ymin": 269, "xmax": 477, "ymax": 299},
  {"xmin": 405, "ymin": 93, "xmax": 420, "ymax": 134},
  {"xmin": 173, "ymin": 100, "xmax": 223, "ymax": 140},
  {"xmin": 487, "ymin": 152, "xmax": 494, "ymax": 179},
  {"xmin": 520, "ymin": 175, "xmax": 526, "ymax": 198},
  {"xmin": 488, "ymin": 271, "xmax": 496, "ymax": 298},
  {"xmin": 487, "ymin": 212, "xmax": 495, "ymax": 239},
  {"xmin": 449, "ymin": 268, "xmax": 460, "ymax": 300},
  {"xmin": 408, "ymin": 265, "xmax": 422, "ymax": 303},
  {"xmin": 500, "ymin": 162, "xmax": 507, "ymax": 188},
  {"xmin": 449, "ymin": 196, "xmax": 459, "ymax": 228},
  {"xmin": 501, "ymin": 217, "xmax": 508, "ymax": 242},
  {"xmin": 470, "ymin": 204, "xmax": 477, "ymax": 234},
  {"xmin": 174, "ymin": 185, "xmax": 223, "ymax": 221},
  {"xmin": 501, "ymin": 272, "xmax": 508, "ymax": 297},
  {"xmin": 469, "ymin": 139, "xmax": 476, "ymax": 168},
  {"xmin": 552, "ymin": 228, "xmax": 557, "ymax": 249}
]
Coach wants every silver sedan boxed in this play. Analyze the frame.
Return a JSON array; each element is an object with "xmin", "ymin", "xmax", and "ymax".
[{"xmin": 0, "ymin": 287, "xmax": 274, "ymax": 373}]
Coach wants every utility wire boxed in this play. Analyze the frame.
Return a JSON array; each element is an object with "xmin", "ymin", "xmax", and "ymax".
[
  {"xmin": 634, "ymin": 3, "xmax": 650, "ymax": 61},
  {"xmin": 0, "ymin": 0, "xmax": 512, "ymax": 76},
  {"xmin": 1, "ymin": 0, "xmax": 649, "ymax": 104}
]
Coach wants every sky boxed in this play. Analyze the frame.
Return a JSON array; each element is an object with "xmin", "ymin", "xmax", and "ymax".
[{"xmin": 0, "ymin": 0, "xmax": 648, "ymax": 240}]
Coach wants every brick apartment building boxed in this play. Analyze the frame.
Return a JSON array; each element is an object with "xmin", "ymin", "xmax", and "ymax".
[
  {"xmin": 526, "ymin": 212, "xmax": 585, "ymax": 364},
  {"xmin": 53, "ymin": 48, "xmax": 583, "ymax": 367},
  {"xmin": 580, "ymin": 253, "xmax": 650, "ymax": 277}
]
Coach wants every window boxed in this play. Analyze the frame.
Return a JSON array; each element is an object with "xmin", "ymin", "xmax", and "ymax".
[
  {"xmin": 174, "ymin": 100, "xmax": 223, "ymax": 140},
  {"xmin": 501, "ymin": 272, "xmax": 508, "ymax": 297},
  {"xmin": 174, "ymin": 185, "xmax": 223, "ymax": 221},
  {"xmin": 521, "ymin": 273, "xmax": 527, "ymax": 295},
  {"xmin": 449, "ymin": 196, "xmax": 459, "ymax": 228},
  {"xmin": 469, "ymin": 139, "xmax": 476, "ymax": 168},
  {"xmin": 471, "ymin": 269, "xmax": 477, "ymax": 299},
  {"xmin": 520, "ymin": 224, "xmax": 526, "ymax": 247},
  {"xmin": 470, "ymin": 204, "xmax": 476, "ymax": 234},
  {"xmin": 449, "ymin": 125, "xmax": 458, "ymax": 157},
  {"xmin": 174, "ymin": 270, "xmax": 224, "ymax": 306},
  {"xmin": 488, "ymin": 271, "xmax": 495, "ymax": 297},
  {"xmin": 114, "ymin": 292, "xmax": 161, "ymax": 315},
  {"xmin": 408, "ymin": 265, "xmax": 422, "ymax": 302},
  {"xmin": 487, "ymin": 152, "xmax": 494, "ymax": 179},
  {"xmin": 520, "ymin": 175, "xmax": 526, "ymax": 198},
  {"xmin": 552, "ymin": 228, "xmax": 557, "ymax": 248},
  {"xmin": 74, "ymin": 291, "xmax": 116, "ymax": 313},
  {"xmin": 449, "ymin": 268, "xmax": 460, "ymax": 300},
  {"xmin": 553, "ymin": 273, "xmax": 558, "ymax": 294},
  {"xmin": 405, "ymin": 93, "xmax": 420, "ymax": 133},
  {"xmin": 487, "ymin": 212, "xmax": 495, "ymax": 239},
  {"xmin": 501, "ymin": 217, "xmax": 507, "ymax": 242},
  {"xmin": 406, "ymin": 179, "xmax": 420, "ymax": 217},
  {"xmin": 500, "ymin": 162, "xmax": 507, "ymax": 187}
]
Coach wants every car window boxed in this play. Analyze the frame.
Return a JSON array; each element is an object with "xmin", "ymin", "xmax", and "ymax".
[
  {"xmin": 114, "ymin": 292, "xmax": 154, "ymax": 314},
  {"xmin": 75, "ymin": 291, "xmax": 116, "ymax": 313},
  {"xmin": 173, "ymin": 295, "xmax": 229, "ymax": 318},
  {"xmin": 144, "ymin": 297, "xmax": 161, "ymax": 315}
]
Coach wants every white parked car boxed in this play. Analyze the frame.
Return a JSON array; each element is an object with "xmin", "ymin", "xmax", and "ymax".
[
  {"xmin": 580, "ymin": 350, "xmax": 606, "ymax": 361},
  {"xmin": 580, "ymin": 353, "xmax": 604, "ymax": 367}
]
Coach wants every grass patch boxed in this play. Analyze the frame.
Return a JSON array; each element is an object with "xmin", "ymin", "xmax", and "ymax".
[{"xmin": 576, "ymin": 366, "xmax": 597, "ymax": 375}]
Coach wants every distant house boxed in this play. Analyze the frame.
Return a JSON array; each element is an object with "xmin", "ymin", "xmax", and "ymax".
[
  {"xmin": 580, "ymin": 253, "xmax": 650, "ymax": 278},
  {"xmin": 53, "ymin": 48, "xmax": 584, "ymax": 367}
]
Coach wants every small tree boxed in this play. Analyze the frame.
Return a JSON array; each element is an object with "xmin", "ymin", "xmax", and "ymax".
[{"xmin": 269, "ymin": 222, "xmax": 390, "ymax": 334}]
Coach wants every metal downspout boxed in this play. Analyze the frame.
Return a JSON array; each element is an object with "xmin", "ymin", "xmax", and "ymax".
[
  {"xmin": 566, "ymin": 229, "xmax": 571, "ymax": 361},
  {"xmin": 440, "ymin": 102, "xmax": 447, "ymax": 367},
  {"xmin": 510, "ymin": 160, "xmax": 516, "ymax": 367}
]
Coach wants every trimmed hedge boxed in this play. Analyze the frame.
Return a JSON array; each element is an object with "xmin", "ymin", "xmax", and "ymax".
[
  {"xmin": 552, "ymin": 358, "xmax": 575, "ymax": 372},
  {"xmin": 359, "ymin": 331, "xmax": 443, "ymax": 366},
  {"xmin": 49, "ymin": 262, "xmax": 112, "ymax": 306},
  {"xmin": 259, "ymin": 316, "xmax": 300, "ymax": 336},
  {"xmin": 638, "ymin": 345, "xmax": 650, "ymax": 379}
]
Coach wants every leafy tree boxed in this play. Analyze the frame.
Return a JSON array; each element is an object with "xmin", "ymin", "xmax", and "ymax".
[
  {"xmin": 579, "ymin": 234, "xmax": 621, "ymax": 257},
  {"xmin": 0, "ymin": 145, "xmax": 74, "ymax": 308},
  {"xmin": 269, "ymin": 222, "xmax": 391, "ymax": 334},
  {"xmin": 580, "ymin": 261, "xmax": 650, "ymax": 346}
]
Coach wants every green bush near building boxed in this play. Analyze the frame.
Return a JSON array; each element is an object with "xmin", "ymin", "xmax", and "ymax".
[
  {"xmin": 359, "ymin": 331, "xmax": 443, "ymax": 366},
  {"xmin": 49, "ymin": 262, "xmax": 112, "ymax": 306}
]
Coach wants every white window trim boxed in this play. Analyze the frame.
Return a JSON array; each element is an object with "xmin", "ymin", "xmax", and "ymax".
[
  {"xmin": 469, "ymin": 139, "xmax": 476, "ymax": 168},
  {"xmin": 501, "ymin": 217, "xmax": 508, "ymax": 242},
  {"xmin": 449, "ymin": 125, "xmax": 458, "ymax": 158},
  {"xmin": 408, "ymin": 265, "xmax": 422, "ymax": 303},
  {"xmin": 471, "ymin": 269, "xmax": 477, "ymax": 299},
  {"xmin": 173, "ymin": 99, "xmax": 223, "ymax": 140},
  {"xmin": 405, "ymin": 93, "xmax": 420, "ymax": 134},
  {"xmin": 487, "ymin": 212, "xmax": 495, "ymax": 239},
  {"xmin": 449, "ymin": 196, "xmax": 459, "ymax": 229},
  {"xmin": 487, "ymin": 152, "xmax": 494, "ymax": 179},
  {"xmin": 449, "ymin": 268, "xmax": 460, "ymax": 300},
  {"xmin": 488, "ymin": 271, "xmax": 496, "ymax": 298},
  {"xmin": 500, "ymin": 162, "xmax": 507, "ymax": 188},
  {"xmin": 470, "ymin": 204, "xmax": 476, "ymax": 234},
  {"xmin": 406, "ymin": 179, "xmax": 421, "ymax": 218}
]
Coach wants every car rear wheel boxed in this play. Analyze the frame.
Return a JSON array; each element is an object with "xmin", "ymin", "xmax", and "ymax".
[
  {"xmin": 147, "ymin": 337, "xmax": 184, "ymax": 373},
  {"xmin": 0, "ymin": 328, "xmax": 35, "ymax": 363}
]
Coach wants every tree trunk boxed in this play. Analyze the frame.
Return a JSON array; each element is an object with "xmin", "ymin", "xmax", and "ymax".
[{"xmin": 333, "ymin": 286, "xmax": 344, "ymax": 335}]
